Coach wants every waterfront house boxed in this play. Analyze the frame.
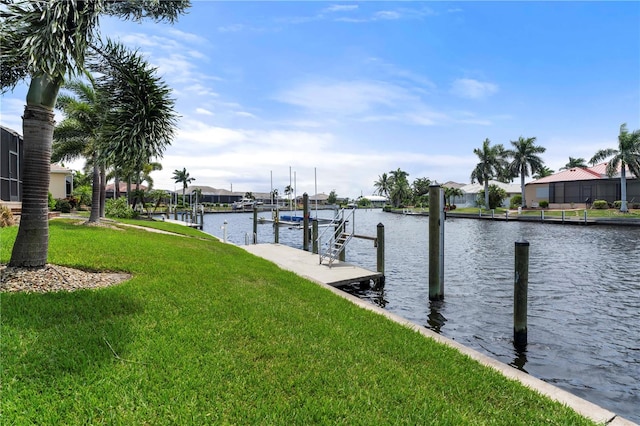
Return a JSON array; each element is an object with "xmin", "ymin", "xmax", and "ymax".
[
  {"xmin": 457, "ymin": 180, "xmax": 521, "ymax": 208},
  {"xmin": 525, "ymin": 162, "xmax": 639, "ymax": 208}
]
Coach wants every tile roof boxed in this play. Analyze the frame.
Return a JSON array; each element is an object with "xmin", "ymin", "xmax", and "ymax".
[{"xmin": 530, "ymin": 162, "xmax": 637, "ymax": 185}]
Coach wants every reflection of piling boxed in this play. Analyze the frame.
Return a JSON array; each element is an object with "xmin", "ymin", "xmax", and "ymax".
[
  {"xmin": 303, "ymin": 193, "xmax": 309, "ymax": 251},
  {"xmin": 429, "ymin": 184, "xmax": 444, "ymax": 300},
  {"xmin": 376, "ymin": 223, "xmax": 385, "ymax": 281},
  {"xmin": 312, "ymin": 219, "xmax": 319, "ymax": 254},
  {"xmin": 514, "ymin": 240, "xmax": 529, "ymax": 348}
]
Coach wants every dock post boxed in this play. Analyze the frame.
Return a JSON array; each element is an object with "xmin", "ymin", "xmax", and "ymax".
[
  {"xmin": 584, "ymin": 209, "xmax": 588, "ymax": 224},
  {"xmin": 377, "ymin": 223, "xmax": 385, "ymax": 278},
  {"xmin": 339, "ymin": 218, "xmax": 346, "ymax": 262},
  {"xmin": 274, "ymin": 208, "xmax": 279, "ymax": 243},
  {"xmin": 253, "ymin": 206, "xmax": 258, "ymax": 244},
  {"xmin": 491, "ymin": 209, "xmax": 494, "ymax": 219},
  {"xmin": 303, "ymin": 193, "xmax": 309, "ymax": 251},
  {"xmin": 541, "ymin": 210, "xmax": 544, "ymax": 221},
  {"xmin": 562, "ymin": 210, "xmax": 565, "ymax": 223},
  {"xmin": 514, "ymin": 240, "xmax": 529, "ymax": 349},
  {"xmin": 312, "ymin": 219, "xmax": 319, "ymax": 254},
  {"xmin": 429, "ymin": 184, "xmax": 444, "ymax": 300}
]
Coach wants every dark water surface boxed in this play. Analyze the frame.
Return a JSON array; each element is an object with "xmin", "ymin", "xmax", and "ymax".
[{"xmin": 201, "ymin": 209, "xmax": 639, "ymax": 423}]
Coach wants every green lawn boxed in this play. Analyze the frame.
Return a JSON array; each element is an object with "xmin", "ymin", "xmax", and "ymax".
[{"xmin": 1, "ymin": 219, "xmax": 595, "ymax": 425}]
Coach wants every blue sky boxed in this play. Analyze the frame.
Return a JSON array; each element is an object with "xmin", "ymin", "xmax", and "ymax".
[{"xmin": 1, "ymin": 1, "xmax": 639, "ymax": 198}]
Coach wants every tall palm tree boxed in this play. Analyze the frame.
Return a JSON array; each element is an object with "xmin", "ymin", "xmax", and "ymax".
[
  {"xmin": 590, "ymin": 123, "xmax": 640, "ymax": 212},
  {"xmin": 373, "ymin": 173, "xmax": 391, "ymax": 198},
  {"xmin": 1, "ymin": 0, "xmax": 190, "ymax": 268},
  {"xmin": 173, "ymin": 168, "xmax": 195, "ymax": 205},
  {"xmin": 52, "ymin": 77, "xmax": 104, "ymax": 223},
  {"xmin": 470, "ymin": 138, "xmax": 508, "ymax": 210},
  {"xmin": 560, "ymin": 157, "xmax": 588, "ymax": 170},
  {"xmin": 505, "ymin": 136, "xmax": 546, "ymax": 208},
  {"xmin": 389, "ymin": 168, "xmax": 410, "ymax": 207}
]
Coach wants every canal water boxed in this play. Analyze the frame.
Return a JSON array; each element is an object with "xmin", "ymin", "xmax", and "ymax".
[{"xmin": 200, "ymin": 209, "xmax": 639, "ymax": 423}]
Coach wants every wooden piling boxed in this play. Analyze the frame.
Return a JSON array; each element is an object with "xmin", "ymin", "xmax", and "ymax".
[
  {"xmin": 377, "ymin": 222, "xmax": 385, "ymax": 279},
  {"xmin": 303, "ymin": 193, "xmax": 309, "ymax": 251},
  {"xmin": 312, "ymin": 219, "xmax": 319, "ymax": 254},
  {"xmin": 253, "ymin": 206, "xmax": 258, "ymax": 244},
  {"xmin": 514, "ymin": 240, "xmax": 529, "ymax": 348},
  {"xmin": 429, "ymin": 184, "xmax": 443, "ymax": 300}
]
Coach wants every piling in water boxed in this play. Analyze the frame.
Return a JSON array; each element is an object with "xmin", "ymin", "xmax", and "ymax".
[
  {"xmin": 514, "ymin": 240, "xmax": 529, "ymax": 349},
  {"xmin": 376, "ymin": 222, "xmax": 385, "ymax": 285},
  {"xmin": 429, "ymin": 184, "xmax": 443, "ymax": 300},
  {"xmin": 312, "ymin": 219, "xmax": 319, "ymax": 254},
  {"xmin": 303, "ymin": 193, "xmax": 309, "ymax": 251},
  {"xmin": 253, "ymin": 206, "xmax": 258, "ymax": 244}
]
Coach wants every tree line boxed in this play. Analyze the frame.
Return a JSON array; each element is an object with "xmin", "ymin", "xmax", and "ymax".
[{"xmin": 375, "ymin": 127, "xmax": 640, "ymax": 211}]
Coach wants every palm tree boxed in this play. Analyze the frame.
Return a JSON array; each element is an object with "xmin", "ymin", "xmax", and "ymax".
[
  {"xmin": 373, "ymin": 173, "xmax": 391, "ymax": 198},
  {"xmin": 470, "ymin": 138, "xmax": 508, "ymax": 210},
  {"xmin": 444, "ymin": 187, "xmax": 463, "ymax": 207},
  {"xmin": 533, "ymin": 166, "xmax": 554, "ymax": 180},
  {"xmin": 1, "ymin": 0, "xmax": 190, "ymax": 268},
  {"xmin": 590, "ymin": 123, "xmax": 640, "ymax": 212},
  {"xmin": 173, "ymin": 168, "xmax": 195, "ymax": 206},
  {"xmin": 560, "ymin": 157, "xmax": 588, "ymax": 170},
  {"xmin": 505, "ymin": 136, "xmax": 546, "ymax": 208},
  {"xmin": 389, "ymin": 168, "xmax": 411, "ymax": 207},
  {"xmin": 52, "ymin": 77, "xmax": 104, "ymax": 223}
]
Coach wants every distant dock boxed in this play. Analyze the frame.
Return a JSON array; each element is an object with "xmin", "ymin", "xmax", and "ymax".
[
  {"xmin": 242, "ymin": 243, "xmax": 383, "ymax": 288},
  {"xmin": 161, "ymin": 217, "xmax": 203, "ymax": 230}
]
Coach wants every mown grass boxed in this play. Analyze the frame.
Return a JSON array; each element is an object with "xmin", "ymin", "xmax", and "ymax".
[{"xmin": 1, "ymin": 220, "xmax": 595, "ymax": 425}]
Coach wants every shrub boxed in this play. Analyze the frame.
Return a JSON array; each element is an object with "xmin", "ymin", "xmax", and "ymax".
[
  {"xmin": 105, "ymin": 197, "xmax": 139, "ymax": 219},
  {"xmin": 0, "ymin": 204, "xmax": 15, "ymax": 227},
  {"xmin": 592, "ymin": 200, "xmax": 608, "ymax": 209},
  {"xmin": 54, "ymin": 199, "xmax": 72, "ymax": 213},
  {"xmin": 613, "ymin": 201, "xmax": 621, "ymax": 209},
  {"xmin": 539, "ymin": 200, "xmax": 549, "ymax": 209},
  {"xmin": 48, "ymin": 192, "xmax": 56, "ymax": 210},
  {"xmin": 510, "ymin": 194, "xmax": 522, "ymax": 209},
  {"xmin": 478, "ymin": 185, "xmax": 507, "ymax": 209}
]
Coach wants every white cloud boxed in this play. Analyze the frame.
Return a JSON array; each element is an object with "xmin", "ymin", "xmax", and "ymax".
[
  {"xmin": 324, "ymin": 5, "xmax": 359, "ymax": 13},
  {"xmin": 450, "ymin": 78, "xmax": 499, "ymax": 99},
  {"xmin": 195, "ymin": 108, "xmax": 214, "ymax": 116},
  {"xmin": 375, "ymin": 11, "xmax": 401, "ymax": 20},
  {"xmin": 235, "ymin": 111, "xmax": 257, "ymax": 118}
]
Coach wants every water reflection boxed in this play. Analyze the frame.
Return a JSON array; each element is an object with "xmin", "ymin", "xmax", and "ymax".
[
  {"xmin": 510, "ymin": 347, "xmax": 529, "ymax": 373},
  {"xmin": 426, "ymin": 300, "xmax": 447, "ymax": 333}
]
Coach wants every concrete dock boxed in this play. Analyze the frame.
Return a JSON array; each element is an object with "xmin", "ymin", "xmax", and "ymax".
[{"xmin": 242, "ymin": 243, "xmax": 383, "ymax": 287}]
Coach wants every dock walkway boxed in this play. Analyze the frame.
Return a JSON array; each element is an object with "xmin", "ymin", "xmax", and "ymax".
[{"xmin": 242, "ymin": 243, "xmax": 382, "ymax": 287}]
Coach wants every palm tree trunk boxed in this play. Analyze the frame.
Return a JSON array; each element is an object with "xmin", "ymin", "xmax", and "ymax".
[
  {"xmin": 88, "ymin": 157, "xmax": 101, "ymax": 223},
  {"xmin": 9, "ymin": 105, "xmax": 55, "ymax": 267},
  {"xmin": 99, "ymin": 165, "xmax": 106, "ymax": 217},
  {"xmin": 484, "ymin": 181, "xmax": 490, "ymax": 210},
  {"xmin": 620, "ymin": 167, "xmax": 628, "ymax": 212},
  {"xmin": 115, "ymin": 174, "xmax": 121, "ymax": 199},
  {"xmin": 520, "ymin": 171, "xmax": 526, "ymax": 208}
]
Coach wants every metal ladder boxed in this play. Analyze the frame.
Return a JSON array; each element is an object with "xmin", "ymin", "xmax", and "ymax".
[{"xmin": 318, "ymin": 208, "xmax": 355, "ymax": 267}]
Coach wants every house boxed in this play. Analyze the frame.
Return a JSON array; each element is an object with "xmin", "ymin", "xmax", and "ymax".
[
  {"xmin": 184, "ymin": 185, "xmax": 242, "ymax": 205},
  {"xmin": 105, "ymin": 182, "xmax": 148, "ymax": 199},
  {"xmin": 50, "ymin": 164, "xmax": 73, "ymax": 199},
  {"xmin": 525, "ymin": 163, "xmax": 639, "ymax": 209},
  {"xmin": 1, "ymin": 126, "xmax": 72, "ymax": 205},
  {"xmin": 361, "ymin": 195, "xmax": 388, "ymax": 207},
  {"xmin": 457, "ymin": 180, "xmax": 521, "ymax": 208},
  {"xmin": 0, "ymin": 126, "xmax": 23, "ymax": 203}
]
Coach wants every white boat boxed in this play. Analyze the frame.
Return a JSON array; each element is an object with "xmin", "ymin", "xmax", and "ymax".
[{"xmin": 232, "ymin": 198, "xmax": 255, "ymax": 210}]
